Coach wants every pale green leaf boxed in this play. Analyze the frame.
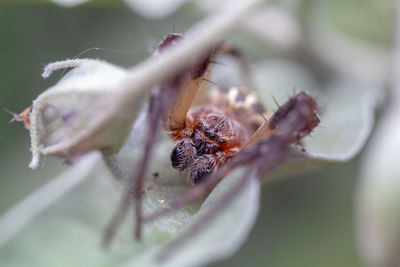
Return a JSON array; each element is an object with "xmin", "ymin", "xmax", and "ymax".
[
  {"xmin": 308, "ymin": 1, "xmax": 392, "ymax": 84},
  {"xmin": 251, "ymin": 60, "xmax": 379, "ymax": 179},
  {"xmin": 0, "ymin": 117, "xmax": 260, "ymax": 266}
]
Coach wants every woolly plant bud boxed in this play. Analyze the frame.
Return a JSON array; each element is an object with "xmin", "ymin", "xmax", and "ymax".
[{"xmin": 29, "ymin": 59, "xmax": 147, "ymax": 169}]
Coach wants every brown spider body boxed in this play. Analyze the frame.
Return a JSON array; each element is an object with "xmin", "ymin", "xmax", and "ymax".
[
  {"xmin": 168, "ymin": 86, "xmax": 269, "ymax": 184},
  {"xmin": 169, "ymin": 105, "xmax": 248, "ymax": 184}
]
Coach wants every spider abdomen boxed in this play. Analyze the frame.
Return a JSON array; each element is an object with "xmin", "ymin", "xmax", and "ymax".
[{"xmin": 210, "ymin": 87, "xmax": 269, "ymax": 134}]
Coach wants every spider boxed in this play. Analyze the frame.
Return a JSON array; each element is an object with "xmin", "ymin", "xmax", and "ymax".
[
  {"xmin": 101, "ymin": 32, "xmax": 320, "ymax": 254},
  {"xmin": 9, "ymin": 33, "xmax": 319, "ymax": 256}
]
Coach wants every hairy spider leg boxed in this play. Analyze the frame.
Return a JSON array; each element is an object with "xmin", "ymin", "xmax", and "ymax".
[
  {"xmin": 161, "ymin": 35, "xmax": 213, "ymax": 135},
  {"xmin": 246, "ymin": 92, "xmax": 320, "ymax": 148}
]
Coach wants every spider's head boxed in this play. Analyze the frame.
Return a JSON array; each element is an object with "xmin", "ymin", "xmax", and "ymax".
[
  {"xmin": 189, "ymin": 154, "xmax": 217, "ymax": 184},
  {"xmin": 171, "ymin": 138, "xmax": 197, "ymax": 171}
]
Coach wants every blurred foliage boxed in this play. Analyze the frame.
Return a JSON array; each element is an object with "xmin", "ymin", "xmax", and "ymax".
[
  {"xmin": 0, "ymin": 0, "xmax": 394, "ymax": 266},
  {"xmin": 327, "ymin": 0, "xmax": 394, "ymax": 46},
  {"xmin": 212, "ymin": 161, "xmax": 363, "ymax": 267}
]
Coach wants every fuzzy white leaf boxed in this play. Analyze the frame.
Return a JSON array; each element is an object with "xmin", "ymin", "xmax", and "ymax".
[
  {"xmin": 29, "ymin": 59, "xmax": 142, "ymax": 169},
  {"xmin": 124, "ymin": 0, "xmax": 191, "ymax": 19},
  {"xmin": 50, "ymin": 0, "xmax": 91, "ymax": 7}
]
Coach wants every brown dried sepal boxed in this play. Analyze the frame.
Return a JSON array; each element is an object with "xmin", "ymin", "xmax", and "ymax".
[{"xmin": 7, "ymin": 106, "xmax": 32, "ymax": 130}]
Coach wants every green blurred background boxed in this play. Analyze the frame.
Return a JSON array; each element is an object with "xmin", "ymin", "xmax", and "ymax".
[{"xmin": 0, "ymin": 1, "xmax": 394, "ymax": 266}]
